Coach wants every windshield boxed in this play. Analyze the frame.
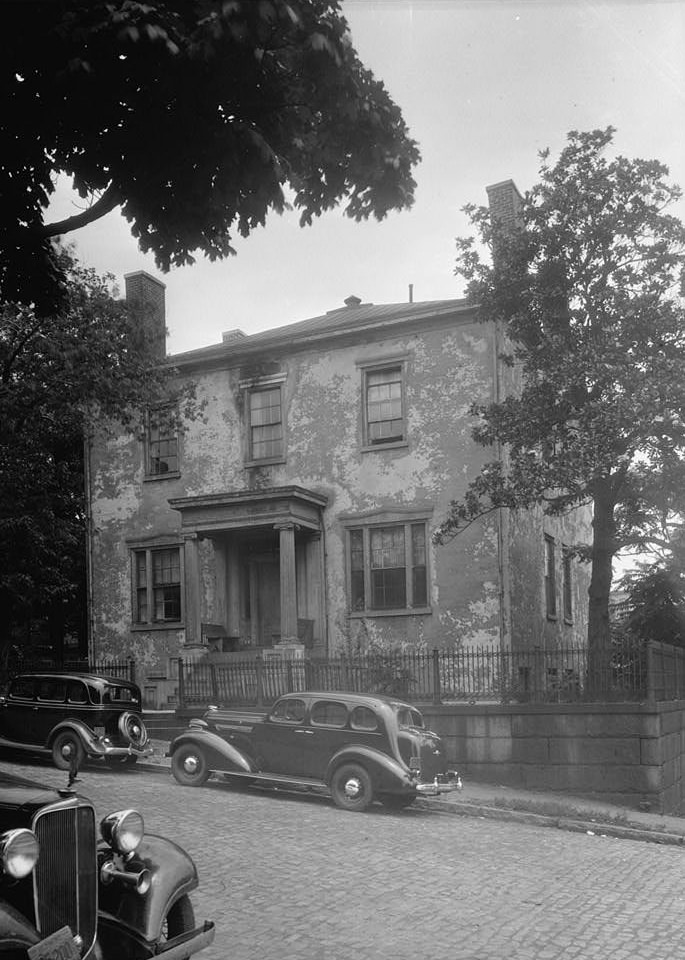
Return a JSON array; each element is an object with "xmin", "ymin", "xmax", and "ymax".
[{"xmin": 396, "ymin": 707, "xmax": 424, "ymax": 729}]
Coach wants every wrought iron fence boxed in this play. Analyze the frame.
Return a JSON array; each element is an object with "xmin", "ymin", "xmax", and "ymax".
[{"xmin": 176, "ymin": 639, "xmax": 648, "ymax": 709}]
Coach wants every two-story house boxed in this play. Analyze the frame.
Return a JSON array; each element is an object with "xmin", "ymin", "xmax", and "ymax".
[{"xmin": 86, "ymin": 181, "xmax": 590, "ymax": 692}]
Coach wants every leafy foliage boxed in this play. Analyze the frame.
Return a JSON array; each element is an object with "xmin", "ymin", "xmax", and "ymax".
[
  {"xmin": 0, "ymin": 250, "xmax": 188, "ymax": 653},
  {"xmin": 0, "ymin": 0, "xmax": 420, "ymax": 310},
  {"xmin": 435, "ymin": 128, "xmax": 685, "ymax": 655}
]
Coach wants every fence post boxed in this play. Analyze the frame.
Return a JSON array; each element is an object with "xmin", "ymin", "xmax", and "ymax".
[
  {"xmin": 211, "ymin": 662, "xmax": 219, "ymax": 703},
  {"xmin": 128, "ymin": 658, "xmax": 136, "ymax": 686},
  {"xmin": 432, "ymin": 648, "xmax": 441, "ymax": 704},
  {"xmin": 177, "ymin": 658, "xmax": 185, "ymax": 712},
  {"xmin": 256, "ymin": 654, "xmax": 264, "ymax": 707}
]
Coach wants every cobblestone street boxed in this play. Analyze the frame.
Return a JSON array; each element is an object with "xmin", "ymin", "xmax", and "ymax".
[{"xmin": 4, "ymin": 755, "xmax": 684, "ymax": 960}]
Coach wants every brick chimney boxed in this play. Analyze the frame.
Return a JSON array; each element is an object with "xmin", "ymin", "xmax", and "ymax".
[
  {"xmin": 486, "ymin": 180, "xmax": 523, "ymax": 234},
  {"xmin": 124, "ymin": 271, "xmax": 166, "ymax": 359}
]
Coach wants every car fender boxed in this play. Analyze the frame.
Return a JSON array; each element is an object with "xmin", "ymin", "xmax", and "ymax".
[
  {"xmin": 169, "ymin": 730, "xmax": 255, "ymax": 773},
  {"xmin": 98, "ymin": 835, "xmax": 199, "ymax": 943},
  {"xmin": 0, "ymin": 898, "xmax": 41, "ymax": 951},
  {"xmin": 325, "ymin": 745, "xmax": 414, "ymax": 793},
  {"xmin": 47, "ymin": 719, "xmax": 100, "ymax": 753}
]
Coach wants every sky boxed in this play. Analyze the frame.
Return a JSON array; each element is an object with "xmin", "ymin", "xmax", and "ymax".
[{"xmin": 47, "ymin": 0, "xmax": 685, "ymax": 356}]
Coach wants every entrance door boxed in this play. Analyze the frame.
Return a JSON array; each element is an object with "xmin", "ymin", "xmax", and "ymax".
[{"xmin": 253, "ymin": 559, "xmax": 280, "ymax": 646}]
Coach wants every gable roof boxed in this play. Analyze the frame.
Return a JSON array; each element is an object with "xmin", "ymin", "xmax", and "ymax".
[{"xmin": 171, "ymin": 296, "xmax": 474, "ymax": 368}]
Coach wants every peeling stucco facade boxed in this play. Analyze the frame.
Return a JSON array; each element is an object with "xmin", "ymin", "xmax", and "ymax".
[{"xmin": 86, "ymin": 275, "xmax": 591, "ymax": 684}]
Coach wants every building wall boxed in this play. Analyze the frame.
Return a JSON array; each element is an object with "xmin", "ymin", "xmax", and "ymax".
[
  {"xmin": 422, "ymin": 700, "xmax": 685, "ymax": 815},
  {"xmin": 88, "ymin": 311, "xmax": 590, "ymax": 672}
]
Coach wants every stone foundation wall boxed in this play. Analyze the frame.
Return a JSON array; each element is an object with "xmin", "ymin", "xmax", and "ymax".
[{"xmin": 421, "ymin": 700, "xmax": 685, "ymax": 815}]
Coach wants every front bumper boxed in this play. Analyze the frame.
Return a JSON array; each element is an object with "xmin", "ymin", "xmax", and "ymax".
[
  {"xmin": 414, "ymin": 773, "xmax": 463, "ymax": 796},
  {"xmin": 153, "ymin": 921, "xmax": 215, "ymax": 960}
]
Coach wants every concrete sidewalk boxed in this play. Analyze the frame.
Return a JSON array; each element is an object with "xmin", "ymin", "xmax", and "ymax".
[{"xmin": 141, "ymin": 738, "xmax": 685, "ymax": 846}]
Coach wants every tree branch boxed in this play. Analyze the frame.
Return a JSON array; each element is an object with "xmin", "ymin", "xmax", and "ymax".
[{"xmin": 37, "ymin": 184, "xmax": 122, "ymax": 238}]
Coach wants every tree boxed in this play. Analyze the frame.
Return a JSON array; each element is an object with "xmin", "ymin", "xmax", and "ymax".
[
  {"xmin": 0, "ymin": 0, "xmax": 420, "ymax": 311},
  {"xmin": 0, "ymin": 249, "xmax": 188, "ymax": 658},
  {"xmin": 434, "ymin": 128, "xmax": 685, "ymax": 665}
]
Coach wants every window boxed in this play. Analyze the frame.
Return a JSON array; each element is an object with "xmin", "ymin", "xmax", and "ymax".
[
  {"xmin": 37, "ymin": 679, "xmax": 66, "ymax": 702},
  {"xmin": 544, "ymin": 535, "xmax": 557, "ymax": 618},
  {"xmin": 347, "ymin": 520, "xmax": 429, "ymax": 614},
  {"xmin": 350, "ymin": 706, "xmax": 378, "ymax": 731},
  {"xmin": 133, "ymin": 546, "xmax": 182, "ymax": 624},
  {"xmin": 146, "ymin": 407, "xmax": 179, "ymax": 477},
  {"xmin": 562, "ymin": 547, "xmax": 573, "ymax": 622},
  {"xmin": 247, "ymin": 384, "xmax": 284, "ymax": 462},
  {"xmin": 311, "ymin": 700, "xmax": 348, "ymax": 728},
  {"xmin": 270, "ymin": 698, "xmax": 306, "ymax": 723},
  {"xmin": 363, "ymin": 364, "xmax": 406, "ymax": 446}
]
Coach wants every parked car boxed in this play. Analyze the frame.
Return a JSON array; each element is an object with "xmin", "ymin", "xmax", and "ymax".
[
  {"xmin": 0, "ymin": 672, "xmax": 153, "ymax": 769},
  {"xmin": 169, "ymin": 691, "xmax": 462, "ymax": 812},
  {"xmin": 0, "ymin": 765, "xmax": 215, "ymax": 959}
]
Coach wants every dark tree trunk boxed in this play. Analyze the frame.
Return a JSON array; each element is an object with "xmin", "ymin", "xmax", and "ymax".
[{"xmin": 587, "ymin": 481, "xmax": 616, "ymax": 695}]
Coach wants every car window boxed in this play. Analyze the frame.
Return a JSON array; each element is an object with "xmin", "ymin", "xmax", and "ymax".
[
  {"xmin": 103, "ymin": 685, "xmax": 137, "ymax": 704},
  {"xmin": 67, "ymin": 681, "xmax": 88, "ymax": 704},
  {"xmin": 37, "ymin": 679, "xmax": 66, "ymax": 702},
  {"xmin": 310, "ymin": 700, "xmax": 348, "ymax": 728},
  {"xmin": 350, "ymin": 706, "xmax": 379, "ymax": 731},
  {"xmin": 270, "ymin": 698, "xmax": 306, "ymax": 723},
  {"xmin": 396, "ymin": 707, "xmax": 424, "ymax": 729},
  {"xmin": 9, "ymin": 678, "xmax": 34, "ymax": 700}
]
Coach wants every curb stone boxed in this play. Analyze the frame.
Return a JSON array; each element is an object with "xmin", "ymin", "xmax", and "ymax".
[{"xmin": 138, "ymin": 754, "xmax": 685, "ymax": 846}]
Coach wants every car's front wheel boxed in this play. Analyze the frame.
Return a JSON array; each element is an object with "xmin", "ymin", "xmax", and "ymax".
[
  {"xmin": 52, "ymin": 731, "xmax": 86, "ymax": 771},
  {"xmin": 330, "ymin": 763, "xmax": 373, "ymax": 812},
  {"xmin": 171, "ymin": 744, "xmax": 210, "ymax": 786},
  {"xmin": 161, "ymin": 894, "xmax": 195, "ymax": 960}
]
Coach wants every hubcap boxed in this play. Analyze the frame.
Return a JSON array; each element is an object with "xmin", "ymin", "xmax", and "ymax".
[
  {"xmin": 183, "ymin": 755, "xmax": 200, "ymax": 774},
  {"xmin": 344, "ymin": 777, "xmax": 362, "ymax": 799},
  {"xmin": 61, "ymin": 742, "xmax": 74, "ymax": 759}
]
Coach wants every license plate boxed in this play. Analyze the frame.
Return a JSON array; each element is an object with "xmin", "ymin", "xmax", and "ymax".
[{"xmin": 28, "ymin": 926, "xmax": 81, "ymax": 960}]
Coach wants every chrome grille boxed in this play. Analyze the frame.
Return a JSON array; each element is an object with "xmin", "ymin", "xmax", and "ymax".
[{"xmin": 33, "ymin": 800, "xmax": 98, "ymax": 955}]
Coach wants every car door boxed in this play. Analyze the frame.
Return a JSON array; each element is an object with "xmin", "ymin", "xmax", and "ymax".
[
  {"xmin": 299, "ymin": 699, "xmax": 350, "ymax": 779},
  {"xmin": 256, "ymin": 697, "xmax": 309, "ymax": 776},
  {"xmin": 0, "ymin": 677, "xmax": 38, "ymax": 744},
  {"xmin": 34, "ymin": 677, "xmax": 68, "ymax": 745}
]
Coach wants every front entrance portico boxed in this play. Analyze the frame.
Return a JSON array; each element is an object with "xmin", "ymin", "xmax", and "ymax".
[{"xmin": 169, "ymin": 486, "xmax": 328, "ymax": 654}]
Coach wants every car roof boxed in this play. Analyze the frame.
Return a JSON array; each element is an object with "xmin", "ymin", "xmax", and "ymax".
[
  {"xmin": 13, "ymin": 672, "xmax": 137, "ymax": 688},
  {"xmin": 277, "ymin": 690, "xmax": 416, "ymax": 711}
]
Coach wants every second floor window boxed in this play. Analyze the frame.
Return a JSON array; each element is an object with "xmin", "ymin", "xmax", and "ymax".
[
  {"xmin": 146, "ymin": 408, "xmax": 178, "ymax": 476},
  {"xmin": 364, "ymin": 366, "xmax": 404, "ymax": 445},
  {"xmin": 249, "ymin": 386, "xmax": 284, "ymax": 462},
  {"xmin": 134, "ymin": 547, "xmax": 182, "ymax": 624}
]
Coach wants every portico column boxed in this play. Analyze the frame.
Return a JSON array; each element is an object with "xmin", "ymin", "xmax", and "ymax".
[
  {"xmin": 183, "ymin": 532, "xmax": 202, "ymax": 645},
  {"xmin": 276, "ymin": 522, "xmax": 298, "ymax": 642}
]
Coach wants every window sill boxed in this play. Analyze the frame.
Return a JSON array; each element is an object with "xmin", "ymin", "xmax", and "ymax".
[
  {"xmin": 143, "ymin": 471, "xmax": 181, "ymax": 483},
  {"xmin": 348, "ymin": 607, "xmax": 432, "ymax": 619},
  {"xmin": 243, "ymin": 457, "xmax": 286, "ymax": 468},
  {"xmin": 131, "ymin": 622, "xmax": 184, "ymax": 632},
  {"xmin": 360, "ymin": 440, "xmax": 408, "ymax": 454}
]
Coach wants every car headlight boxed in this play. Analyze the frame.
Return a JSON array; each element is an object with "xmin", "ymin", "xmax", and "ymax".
[
  {"xmin": 0, "ymin": 829, "xmax": 39, "ymax": 878},
  {"xmin": 100, "ymin": 809, "xmax": 144, "ymax": 855}
]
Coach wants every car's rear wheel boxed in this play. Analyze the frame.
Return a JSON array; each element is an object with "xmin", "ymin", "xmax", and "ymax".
[
  {"xmin": 171, "ymin": 744, "xmax": 210, "ymax": 786},
  {"xmin": 52, "ymin": 731, "xmax": 86, "ymax": 771},
  {"xmin": 161, "ymin": 894, "xmax": 195, "ymax": 959},
  {"xmin": 330, "ymin": 763, "xmax": 373, "ymax": 812}
]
